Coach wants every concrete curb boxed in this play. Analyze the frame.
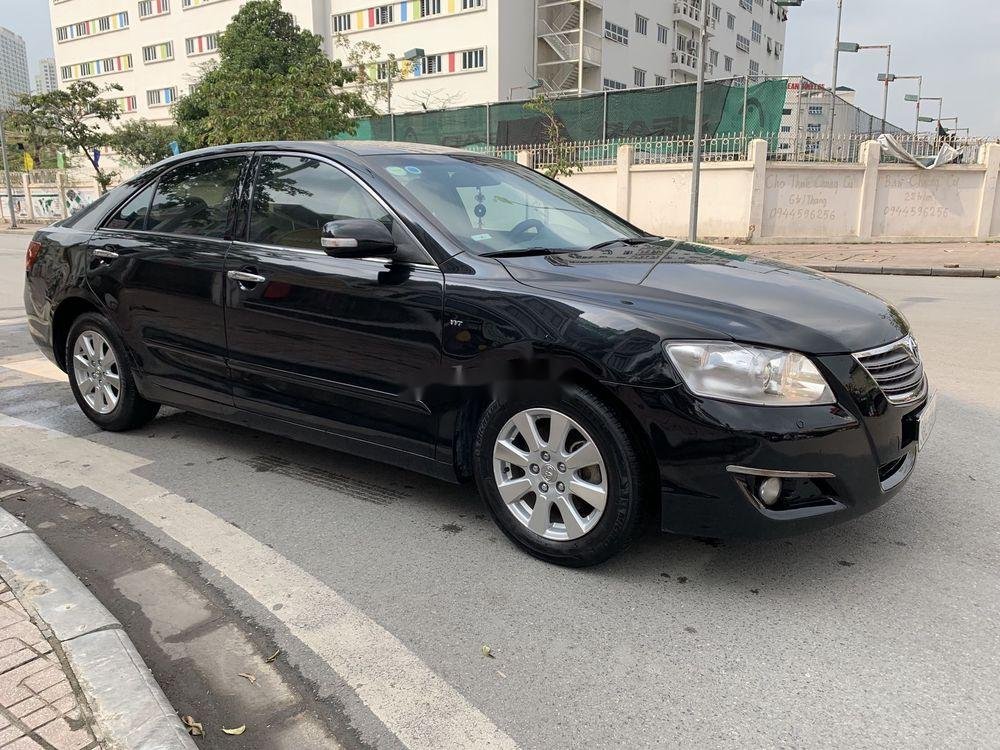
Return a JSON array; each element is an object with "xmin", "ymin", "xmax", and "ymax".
[
  {"xmin": 809, "ymin": 264, "xmax": 1000, "ymax": 278},
  {"xmin": 0, "ymin": 507, "xmax": 196, "ymax": 750}
]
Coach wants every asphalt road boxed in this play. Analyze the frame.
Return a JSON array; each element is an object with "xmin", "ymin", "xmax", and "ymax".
[{"xmin": 1, "ymin": 231, "xmax": 998, "ymax": 749}]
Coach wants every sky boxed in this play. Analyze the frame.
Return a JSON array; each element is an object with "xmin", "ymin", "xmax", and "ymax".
[
  {"xmin": 783, "ymin": 0, "xmax": 1000, "ymax": 134},
  {"xmin": 2, "ymin": 0, "xmax": 997, "ymax": 133}
]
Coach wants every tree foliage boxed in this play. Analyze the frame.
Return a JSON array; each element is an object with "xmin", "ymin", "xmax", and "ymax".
[
  {"xmin": 524, "ymin": 94, "xmax": 581, "ymax": 179},
  {"xmin": 15, "ymin": 82, "xmax": 122, "ymax": 189},
  {"xmin": 175, "ymin": 0, "xmax": 371, "ymax": 147},
  {"xmin": 109, "ymin": 120, "xmax": 180, "ymax": 167}
]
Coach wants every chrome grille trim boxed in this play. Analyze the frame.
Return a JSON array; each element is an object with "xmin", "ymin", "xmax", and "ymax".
[{"xmin": 854, "ymin": 335, "xmax": 926, "ymax": 405}]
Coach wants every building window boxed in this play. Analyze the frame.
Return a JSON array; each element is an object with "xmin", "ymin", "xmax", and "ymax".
[
  {"xmin": 421, "ymin": 0, "xmax": 442, "ymax": 15},
  {"xmin": 185, "ymin": 33, "xmax": 218, "ymax": 55},
  {"xmin": 724, "ymin": 55, "xmax": 733, "ymax": 72},
  {"xmin": 709, "ymin": 48, "xmax": 719, "ymax": 66},
  {"xmin": 751, "ymin": 21, "xmax": 762, "ymax": 43},
  {"xmin": 736, "ymin": 34, "xmax": 750, "ymax": 52},
  {"xmin": 675, "ymin": 33, "xmax": 688, "ymax": 52},
  {"xmin": 56, "ymin": 12, "xmax": 129, "ymax": 42},
  {"xmin": 657, "ymin": 24, "xmax": 669, "ymax": 44},
  {"xmin": 633, "ymin": 68, "xmax": 646, "ymax": 87},
  {"xmin": 461, "ymin": 0, "xmax": 483, "ymax": 9},
  {"xmin": 138, "ymin": 0, "xmax": 170, "ymax": 18},
  {"xmin": 739, "ymin": 0, "xmax": 752, "ymax": 10},
  {"xmin": 727, "ymin": 13, "xmax": 735, "ymax": 30},
  {"xmin": 142, "ymin": 41, "xmax": 173, "ymax": 63},
  {"xmin": 807, "ymin": 123, "xmax": 822, "ymax": 133},
  {"xmin": 373, "ymin": 4, "xmax": 393, "ymax": 25},
  {"xmin": 808, "ymin": 105, "xmax": 823, "ymax": 116},
  {"xmin": 655, "ymin": 74, "xmax": 666, "ymax": 86},
  {"xmin": 749, "ymin": 59, "xmax": 759, "ymax": 77},
  {"xmin": 146, "ymin": 86, "xmax": 177, "ymax": 106},
  {"xmin": 635, "ymin": 14, "xmax": 648, "ymax": 35},
  {"xmin": 712, "ymin": 4, "xmax": 722, "ymax": 21},
  {"xmin": 332, "ymin": 13, "xmax": 351, "ymax": 32},
  {"xmin": 604, "ymin": 21, "xmax": 629, "ymax": 45},
  {"xmin": 780, "ymin": 125, "xmax": 791, "ymax": 133},
  {"xmin": 461, "ymin": 48, "xmax": 484, "ymax": 70},
  {"xmin": 603, "ymin": 78, "xmax": 627, "ymax": 91},
  {"xmin": 421, "ymin": 54, "xmax": 442, "ymax": 74}
]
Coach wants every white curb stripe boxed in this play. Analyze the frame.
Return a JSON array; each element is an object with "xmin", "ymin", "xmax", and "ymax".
[{"xmin": 0, "ymin": 413, "xmax": 517, "ymax": 750}]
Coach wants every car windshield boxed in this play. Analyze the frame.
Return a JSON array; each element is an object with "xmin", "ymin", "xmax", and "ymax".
[{"xmin": 369, "ymin": 154, "xmax": 646, "ymax": 255}]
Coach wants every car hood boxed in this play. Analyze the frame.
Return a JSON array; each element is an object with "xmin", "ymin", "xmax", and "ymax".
[{"xmin": 496, "ymin": 241, "xmax": 908, "ymax": 354}]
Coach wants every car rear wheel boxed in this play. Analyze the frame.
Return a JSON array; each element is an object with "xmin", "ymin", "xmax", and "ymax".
[
  {"xmin": 66, "ymin": 313, "xmax": 160, "ymax": 431},
  {"xmin": 474, "ymin": 386, "xmax": 645, "ymax": 567}
]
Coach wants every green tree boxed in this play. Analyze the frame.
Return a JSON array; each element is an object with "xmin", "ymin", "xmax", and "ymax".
[
  {"xmin": 109, "ymin": 120, "xmax": 180, "ymax": 167},
  {"xmin": 175, "ymin": 0, "xmax": 370, "ymax": 147},
  {"xmin": 523, "ymin": 94, "xmax": 581, "ymax": 180},
  {"xmin": 15, "ymin": 81, "xmax": 122, "ymax": 190}
]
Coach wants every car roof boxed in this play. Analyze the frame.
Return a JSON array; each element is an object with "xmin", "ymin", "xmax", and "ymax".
[{"xmin": 157, "ymin": 140, "xmax": 465, "ymax": 164}]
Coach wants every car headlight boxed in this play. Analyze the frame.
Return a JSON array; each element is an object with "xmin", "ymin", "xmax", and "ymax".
[{"xmin": 663, "ymin": 341, "xmax": 835, "ymax": 406}]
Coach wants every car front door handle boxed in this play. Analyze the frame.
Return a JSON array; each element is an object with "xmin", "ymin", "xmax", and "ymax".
[
  {"xmin": 227, "ymin": 270, "xmax": 267, "ymax": 284},
  {"xmin": 92, "ymin": 249, "xmax": 120, "ymax": 260}
]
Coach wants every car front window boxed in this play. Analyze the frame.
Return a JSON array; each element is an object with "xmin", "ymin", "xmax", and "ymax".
[{"xmin": 370, "ymin": 154, "xmax": 643, "ymax": 254}]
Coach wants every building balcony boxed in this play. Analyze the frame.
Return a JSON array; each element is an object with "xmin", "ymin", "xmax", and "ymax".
[
  {"xmin": 671, "ymin": 50, "xmax": 713, "ymax": 76},
  {"xmin": 673, "ymin": 1, "xmax": 716, "ymax": 31}
]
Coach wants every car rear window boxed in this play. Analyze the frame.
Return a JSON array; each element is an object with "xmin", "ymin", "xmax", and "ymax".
[{"xmin": 146, "ymin": 157, "xmax": 246, "ymax": 239}]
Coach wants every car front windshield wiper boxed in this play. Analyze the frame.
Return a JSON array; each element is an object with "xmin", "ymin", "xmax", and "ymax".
[
  {"xmin": 480, "ymin": 247, "xmax": 578, "ymax": 258},
  {"xmin": 587, "ymin": 236, "xmax": 662, "ymax": 251}
]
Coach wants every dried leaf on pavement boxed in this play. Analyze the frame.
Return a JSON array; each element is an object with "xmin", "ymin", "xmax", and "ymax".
[
  {"xmin": 481, "ymin": 644, "xmax": 495, "ymax": 659},
  {"xmin": 182, "ymin": 716, "xmax": 204, "ymax": 736},
  {"xmin": 223, "ymin": 725, "xmax": 247, "ymax": 736},
  {"xmin": 238, "ymin": 672, "xmax": 257, "ymax": 686},
  {"xmin": 266, "ymin": 649, "xmax": 280, "ymax": 663}
]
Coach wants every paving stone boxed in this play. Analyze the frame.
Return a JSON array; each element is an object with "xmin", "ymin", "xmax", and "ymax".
[
  {"xmin": 3, "ymin": 736, "xmax": 43, "ymax": 749},
  {"xmin": 10, "ymin": 696, "xmax": 44, "ymax": 717},
  {"xmin": 0, "ymin": 726, "xmax": 21, "ymax": 744},
  {"xmin": 21, "ymin": 704, "xmax": 58, "ymax": 730},
  {"xmin": 37, "ymin": 680, "xmax": 72, "ymax": 705},
  {"xmin": 22, "ymin": 667, "xmax": 62, "ymax": 695},
  {"xmin": 36, "ymin": 717, "xmax": 96, "ymax": 750}
]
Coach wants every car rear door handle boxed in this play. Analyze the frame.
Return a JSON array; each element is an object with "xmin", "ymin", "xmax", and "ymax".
[
  {"xmin": 227, "ymin": 270, "xmax": 267, "ymax": 284},
  {"xmin": 92, "ymin": 249, "xmax": 120, "ymax": 260}
]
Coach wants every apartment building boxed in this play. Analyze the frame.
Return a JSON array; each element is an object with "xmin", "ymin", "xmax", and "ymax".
[
  {"xmin": 47, "ymin": 0, "xmax": 790, "ymax": 121},
  {"xmin": 0, "ymin": 26, "xmax": 31, "ymax": 109},
  {"xmin": 35, "ymin": 58, "xmax": 58, "ymax": 94}
]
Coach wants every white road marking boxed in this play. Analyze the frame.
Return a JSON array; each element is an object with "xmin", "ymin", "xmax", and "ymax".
[
  {"xmin": 0, "ymin": 411, "xmax": 517, "ymax": 750},
  {"xmin": 0, "ymin": 356, "xmax": 65, "ymax": 382}
]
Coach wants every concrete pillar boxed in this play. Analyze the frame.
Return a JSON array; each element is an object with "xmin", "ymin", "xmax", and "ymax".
[
  {"xmin": 21, "ymin": 174, "xmax": 35, "ymax": 221},
  {"xmin": 615, "ymin": 145, "xmax": 634, "ymax": 219},
  {"xmin": 56, "ymin": 172, "xmax": 68, "ymax": 219},
  {"xmin": 856, "ymin": 140, "xmax": 881, "ymax": 241},
  {"xmin": 745, "ymin": 138, "xmax": 768, "ymax": 241},
  {"xmin": 975, "ymin": 143, "xmax": 1000, "ymax": 240},
  {"xmin": 516, "ymin": 150, "xmax": 532, "ymax": 168}
]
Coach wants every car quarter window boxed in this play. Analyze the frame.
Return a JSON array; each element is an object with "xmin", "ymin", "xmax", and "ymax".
[
  {"xmin": 146, "ymin": 156, "xmax": 246, "ymax": 239},
  {"xmin": 105, "ymin": 182, "xmax": 156, "ymax": 231},
  {"xmin": 249, "ymin": 155, "xmax": 398, "ymax": 251}
]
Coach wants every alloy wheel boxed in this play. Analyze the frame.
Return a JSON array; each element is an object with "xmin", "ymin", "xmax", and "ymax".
[
  {"xmin": 492, "ymin": 408, "xmax": 608, "ymax": 541},
  {"xmin": 72, "ymin": 330, "xmax": 121, "ymax": 415}
]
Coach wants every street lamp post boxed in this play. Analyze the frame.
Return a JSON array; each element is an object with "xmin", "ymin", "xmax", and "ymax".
[
  {"xmin": 0, "ymin": 110, "xmax": 17, "ymax": 230},
  {"xmin": 840, "ymin": 42, "xmax": 892, "ymax": 133},
  {"xmin": 688, "ymin": 0, "xmax": 712, "ymax": 241},
  {"xmin": 879, "ymin": 74, "xmax": 922, "ymax": 137},
  {"xmin": 508, "ymin": 79, "xmax": 543, "ymax": 101},
  {"xmin": 827, "ymin": 0, "xmax": 844, "ymax": 159}
]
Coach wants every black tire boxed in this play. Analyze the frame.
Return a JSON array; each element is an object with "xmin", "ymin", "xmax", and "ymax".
[
  {"xmin": 473, "ymin": 385, "xmax": 645, "ymax": 567},
  {"xmin": 65, "ymin": 312, "xmax": 160, "ymax": 431}
]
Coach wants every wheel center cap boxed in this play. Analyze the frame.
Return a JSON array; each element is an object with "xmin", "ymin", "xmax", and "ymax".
[{"xmin": 541, "ymin": 465, "xmax": 557, "ymax": 483}]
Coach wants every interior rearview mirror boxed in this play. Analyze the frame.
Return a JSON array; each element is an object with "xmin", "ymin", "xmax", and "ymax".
[{"xmin": 321, "ymin": 219, "xmax": 396, "ymax": 258}]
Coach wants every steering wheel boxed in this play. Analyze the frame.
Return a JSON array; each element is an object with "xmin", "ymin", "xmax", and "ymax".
[{"xmin": 509, "ymin": 218, "xmax": 547, "ymax": 242}]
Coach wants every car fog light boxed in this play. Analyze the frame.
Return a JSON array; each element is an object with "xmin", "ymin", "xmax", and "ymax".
[{"xmin": 758, "ymin": 477, "xmax": 782, "ymax": 506}]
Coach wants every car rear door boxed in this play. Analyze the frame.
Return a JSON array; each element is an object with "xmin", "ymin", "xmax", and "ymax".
[
  {"xmin": 87, "ymin": 155, "xmax": 249, "ymax": 406},
  {"xmin": 224, "ymin": 152, "xmax": 445, "ymax": 458}
]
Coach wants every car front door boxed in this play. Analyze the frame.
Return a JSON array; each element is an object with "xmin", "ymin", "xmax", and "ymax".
[
  {"xmin": 224, "ymin": 153, "xmax": 445, "ymax": 458},
  {"xmin": 88, "ymin": 155, "xmax": 249, "ymax": 406}
]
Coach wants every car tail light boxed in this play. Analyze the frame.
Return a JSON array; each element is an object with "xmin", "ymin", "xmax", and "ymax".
[{"xmin": 25, "ymin": 240, "xmax": 42, "ymax": 272}]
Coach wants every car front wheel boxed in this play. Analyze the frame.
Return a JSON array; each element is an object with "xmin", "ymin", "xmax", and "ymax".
[{"xmin": 474, "ymin": 386, "xmax": 645, "ymax": 567}]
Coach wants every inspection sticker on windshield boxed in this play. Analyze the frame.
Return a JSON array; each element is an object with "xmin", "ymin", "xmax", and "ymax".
[
  {"xmin": 472, "ymin": 233, "xmax": 492, "ymax": 241},
  {"xmin": 404, "ymin": 166, "xmax": 422, "ymax": 174},
  {"xmin": 386, "ymin": 166, "xmax": 407, "ymax": 176}
]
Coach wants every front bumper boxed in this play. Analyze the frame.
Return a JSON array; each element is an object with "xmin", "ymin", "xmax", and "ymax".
[{"xmin": 612, "ymin": 352, "xmax": 930, "ymax": 539}]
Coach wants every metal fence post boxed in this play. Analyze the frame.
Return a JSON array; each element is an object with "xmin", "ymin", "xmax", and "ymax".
[
  {"xmin": 602, "ymin": 91, "xmax": 609, "ymax": 141},
  {"xmin": 485, "ymin": 103, "xmax": 491, "ymax": 148},
  {"xmin": 390, "ymin": 113, "xmax": 396, "ymax": 141},
  {"xmin": 741, "ymin": 72, "xmax": 750, "ymax": 152},
  {"xmin": 793, "ymin": 76, "xmax": 803, "ymax": 161}
]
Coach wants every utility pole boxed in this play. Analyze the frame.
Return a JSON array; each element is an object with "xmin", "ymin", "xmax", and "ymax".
[
  {"xmin": 0, "ymin": 110, "xmax": 18, "ymax": 230},
  {"xmin": 880, "ymin": 45, "xmax": 891, "ymax": 133},
  {"xmin": 827, "ymin": 0, "xmax": 844, "ymax": 159},
  {"xmin": 688, "ymin": 0, "xmax": 711, "ymax": 242}
]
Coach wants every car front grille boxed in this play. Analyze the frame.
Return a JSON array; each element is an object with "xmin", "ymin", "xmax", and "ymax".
[{"xmin": 854, "ymin": 335, "xmax": 925, "ymax": 405}]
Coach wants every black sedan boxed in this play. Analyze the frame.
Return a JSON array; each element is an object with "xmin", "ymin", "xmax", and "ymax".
[{"xmin": 23, "ymin": 141, "xmax": 936, "ymax": 566}]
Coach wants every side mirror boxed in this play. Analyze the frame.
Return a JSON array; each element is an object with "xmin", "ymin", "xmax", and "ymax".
[{"xmin": 320, "ymin": 219, "xmax": 396, "ymax": 258}]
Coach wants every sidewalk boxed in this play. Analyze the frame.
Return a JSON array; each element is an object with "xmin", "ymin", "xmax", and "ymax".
[
  {"xmin": 0, "ymin": 499, "xmax": 195, "ymax": 750},
  {"xmin": 725, "ymin": 242, "xmax": 1000, "ymax": 277}
]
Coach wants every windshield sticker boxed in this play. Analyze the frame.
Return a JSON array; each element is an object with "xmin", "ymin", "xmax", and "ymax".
[
  {"xmin": 404, "ymin": 166, "xmax": 422, "ymax": 175},
  {"xmin": 472, "ymin": 233, "xmax": 492, "ymax": 241},
  {"xmin": 386, "ymin": 166, "xmax": 407, "ymax": 176}
]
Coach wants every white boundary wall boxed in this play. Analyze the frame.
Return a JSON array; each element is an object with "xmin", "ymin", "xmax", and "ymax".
[{"xmin": 542, "ymin": 140, "xmax": 1000, "ymax": 244}]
